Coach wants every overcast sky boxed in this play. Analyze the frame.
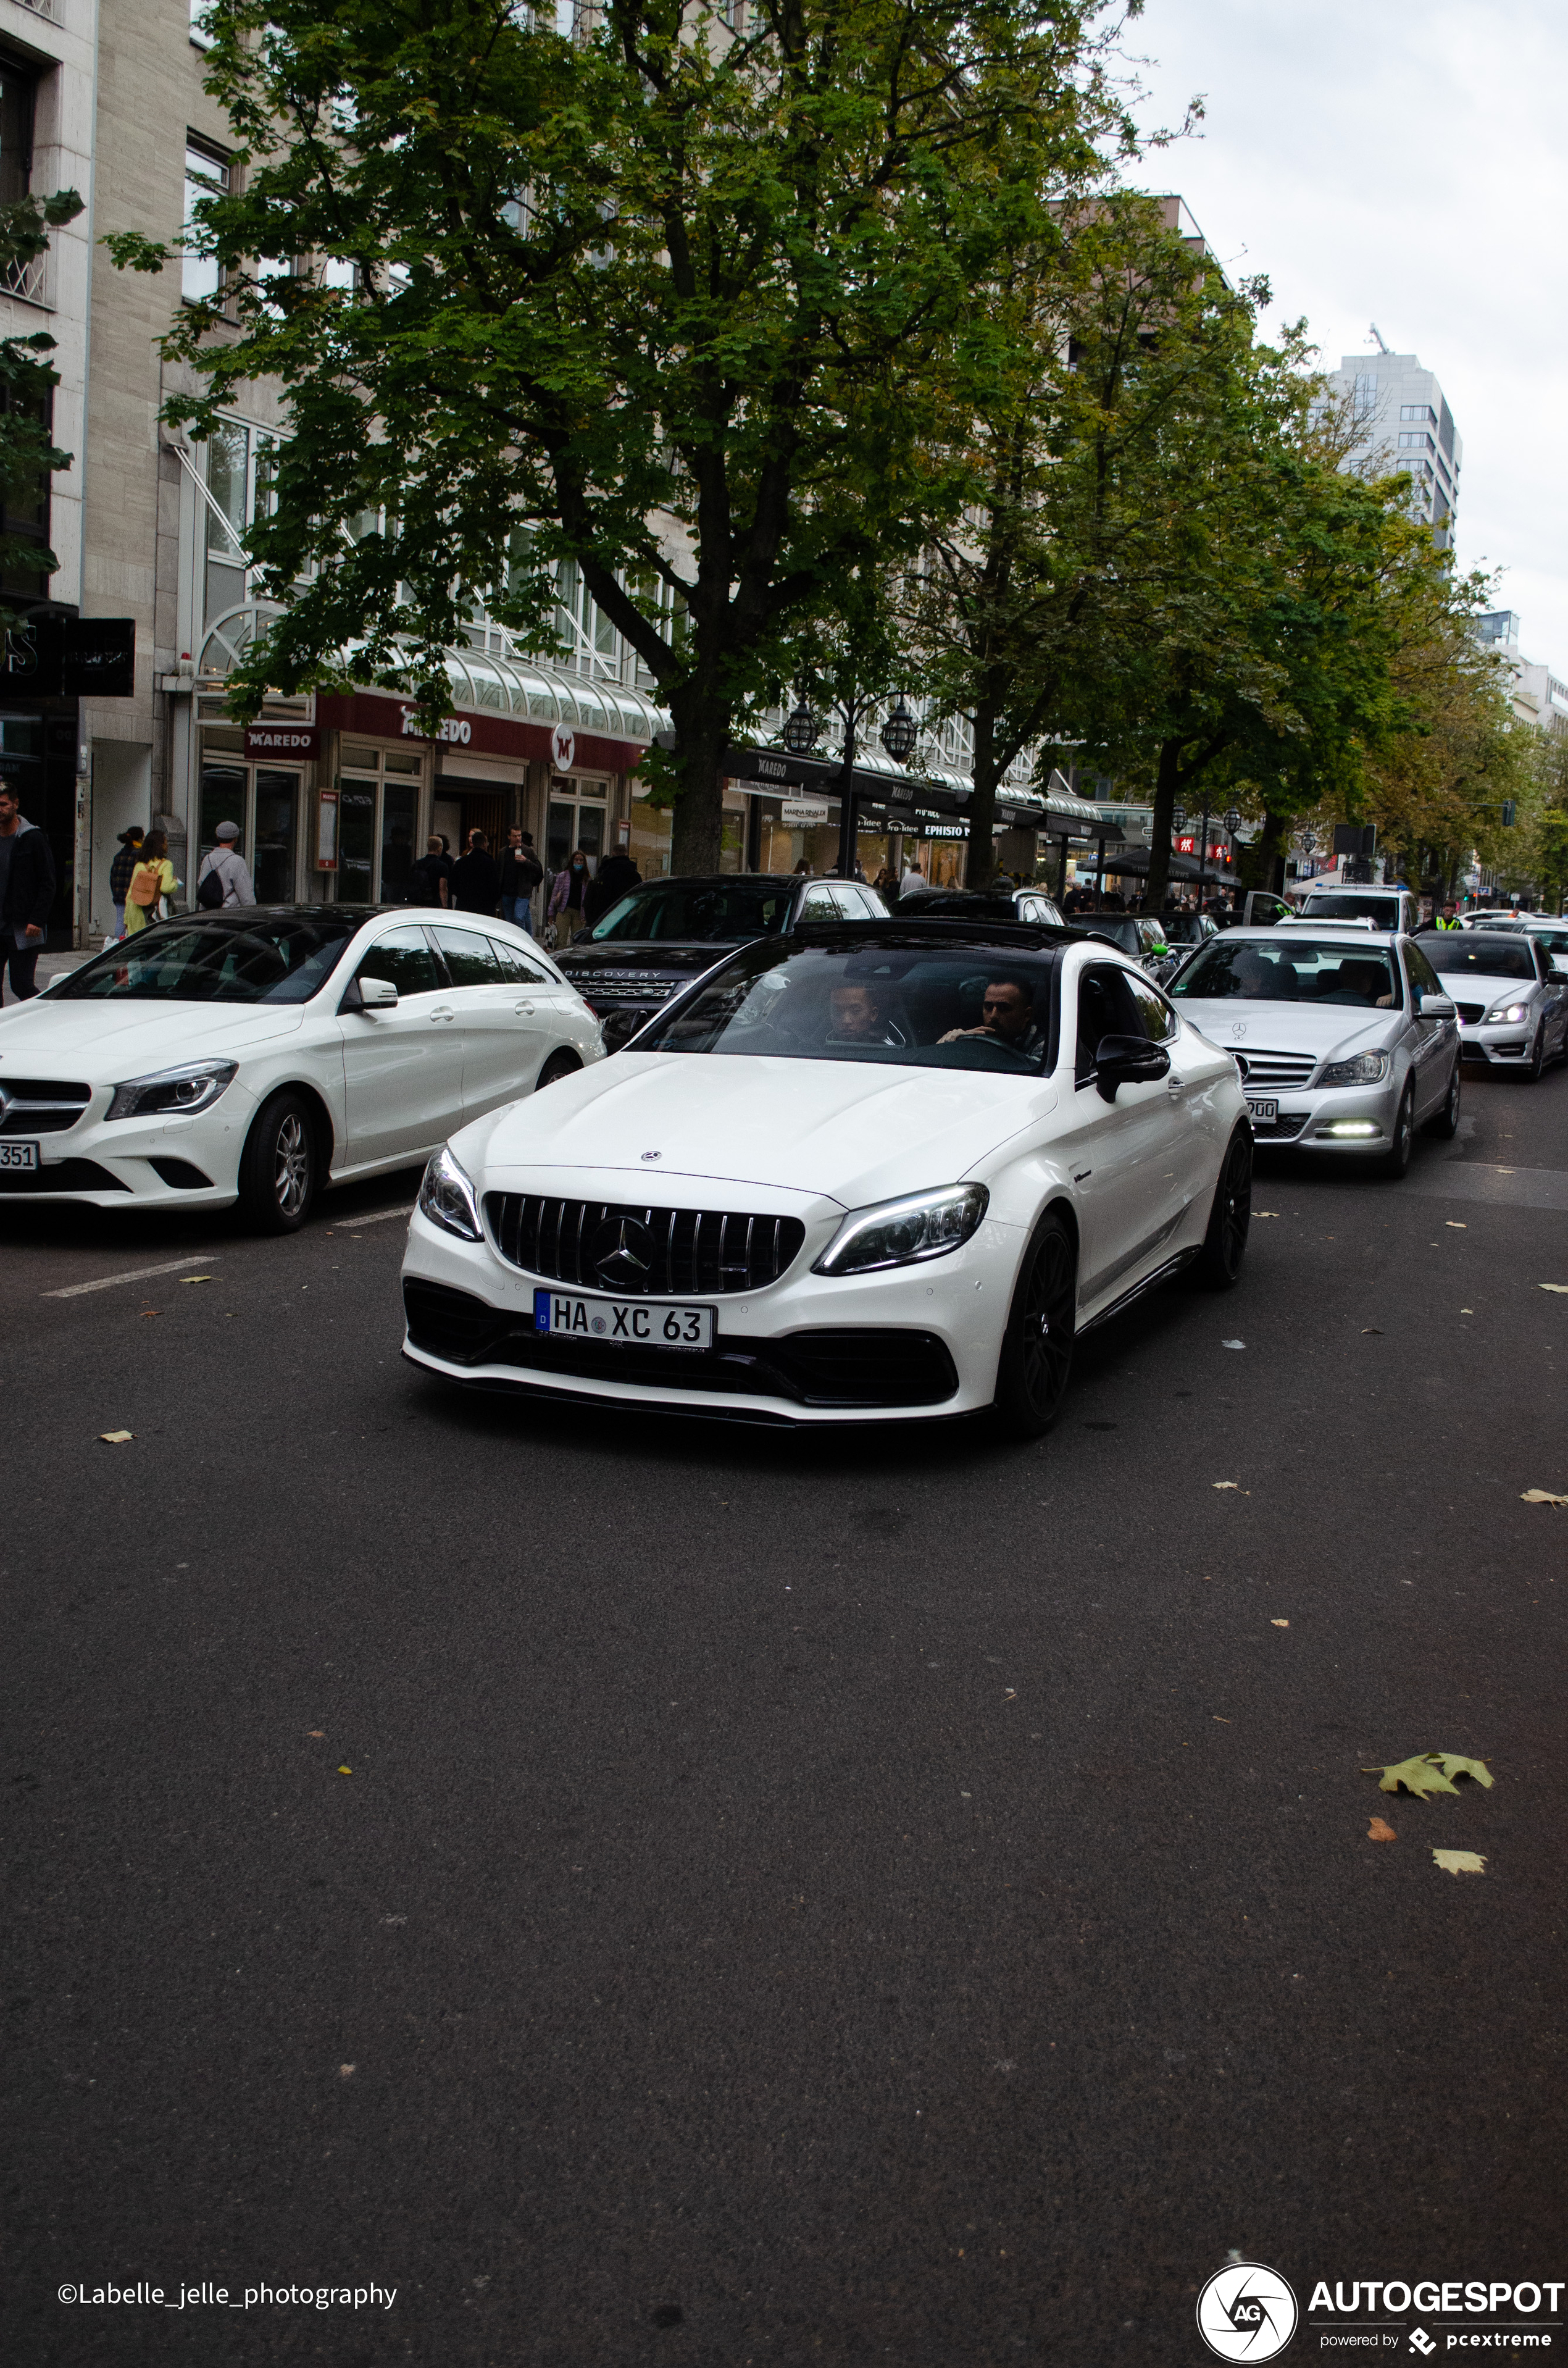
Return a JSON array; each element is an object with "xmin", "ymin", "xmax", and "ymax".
[{"xmin": 1125, "ymin": 0, "xmax": 1568, "ymax": 670}]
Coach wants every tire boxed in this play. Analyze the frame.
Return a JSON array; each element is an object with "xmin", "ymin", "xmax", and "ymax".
[
  {"xmin": 536, "ymin": 1049, "xmax": 582, "ymax": 1090},
  {"xmin": 1378, "ymin": 1080, "xmax": 1416, "ymax": 1179},
  {"xmin": 992, "ymin": 1210, "xmax": 1077, "ymax": 1442},
  {"xmin": 1525, "ymin": 1022, "xmax": 1545, "ymax": 1083},
  {"xmin": 238, "ymin": 1089, "xmax": 318, "ymax": 1233},
  {"xmin": 1193, "ymin": 1124, "xmax": 1252, "ymax": 1289},
  {"xmin": 1423, "ymin": 1056, "xmax": 1461, "ymax": 1139}
]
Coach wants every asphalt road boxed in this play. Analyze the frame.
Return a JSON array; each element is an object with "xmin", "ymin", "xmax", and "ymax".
[{"xmin": 6, "ymin": 1058, "xmax": 1567, "ymax": 2367}]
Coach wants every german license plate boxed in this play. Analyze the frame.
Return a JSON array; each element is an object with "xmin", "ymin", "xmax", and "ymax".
[
  {"xmin": 533, "ymin": 1288, "xmax": 714, "ymax": 1351},
  {"xmin": 0, "ymin": 1139, "xmax": 40, "ymax": 1169},
  {"xmin": 1245, "ymin": 1097, "xmax": 1278, "ymax": 1124}
]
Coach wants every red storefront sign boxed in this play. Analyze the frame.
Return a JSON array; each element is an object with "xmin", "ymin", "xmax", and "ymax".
[
  {"xmin": 1175, "ymin": 834, "xmax": 1232, "ymax": 863},
  {"xmin": 315, "ymin": 690, "xmax": 646, "ymax": 776},
  {"xmin": 245, "ymin": 722, "xmax": 320, "ymax": 761}
]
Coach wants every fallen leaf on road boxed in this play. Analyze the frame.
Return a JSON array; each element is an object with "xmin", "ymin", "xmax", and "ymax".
[
  {"xmin": 99, "ymin": 1429, "xmax": 133, "ymax": 1444},
  {"xmin": 337, "ymin": 1765, "xmax": 352, "ymax": 1775},
  {"xmin": 1212, "ymin": 1715, "xmax": 1230, "ymax": 1723},
  {"xmin": 1367, "ymin": 1817, "xmax": 1398, "ymax": 1842},
  {"xmin": 1254, "ymin": 1210, "xmax": 1279, "ymax": 1217},
  {"xmin": 306, "ymin": 1730, "xmax": 324, "ymax": 1738},
  {"xmin": 140, "ymin": 1309, "xmax": 159, "ymax": 1319},
  {"xmin": 1222, "ymin": 1339, "xmax": 1245, "ymax": 1350},
  {"xmin": 1522, "ymin": 1489, "xmax": 1568, "ymax": 1506},
  {"xmin": 1004, "ymin": 1688, "xmax": 1017, "ymax": 1699},
  {"xmin": 1445, "ymin": 1223, "xmax": 1466, "ymax": 1229},
  {"xmin": 1271, "ymin": 1618, "xmax": 1290, "ymax": 1628},
  {"xmin": 1540, "ymin": 1284, "xmax": 1568, "ymax": 1295},
  {"xmin": 1460, "ymin": 1308, "xmax": 1474, "ymax": 1315},
  {"xmin": 1432, "ymin": 1850, "xmax": 1485, "ymax": 1876},
  {"xmin": 1362, "ymin": 1752, "xmax": 1494, "ymax": 1799},
  {"xmin": 339, "ymin": 2063, "xmax": 356, "ymax": 2077},
  {"xmin": 1362, "ymin": 1327, "xmax": 1384, "ymax": 1334},
  {"xmin": 1213, "ymin": 1481, "xmax": 1241, "ymax": 1491},
  {"xmin": 181, "ymin": 1274, "xmax": 212, "ymax": 1284}
]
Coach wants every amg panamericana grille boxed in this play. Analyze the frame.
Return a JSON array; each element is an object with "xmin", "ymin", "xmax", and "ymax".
[{"xmin": 484, "ymin": 1194, "xmax": 806, "ymax": 1296}]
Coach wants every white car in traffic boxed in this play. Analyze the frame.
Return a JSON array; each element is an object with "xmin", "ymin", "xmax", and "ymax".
[
  {"xmin": 401, "ymin": 921, "xmax": 1252, "ymax": 1437},
  {"xmin": 1167, "ymin": 925, "xmax": 1461, "ymax": 1172},
  {"xmin": 1417, "ymin": 928, "xmax": 1568, "ymax": 1079},
  {"xmin": 0, "ymin": 905, "xmax": 603, "ymax": 1228}
]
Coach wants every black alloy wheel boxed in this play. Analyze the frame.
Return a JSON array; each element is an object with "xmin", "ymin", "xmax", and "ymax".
[
  {"xmin": 1379, "ymin": 1080, "xmax": 1416, "ymax": 1179},
  {"xmin": 535, "ymin": 1050, "xmax": 582, "ymax": 1090},
  {"xmin": 993, "ymin": 1210, "xmax": 1077, "ymax": 1441},
  {"xmin": 238, "ymin": 1089, "xmax": 317, "ymax": 1233},
  {"xmin": 1424, "ymin": 1056, "xmax": 1462, "ymax": 1139},
  {"xmin": 1194, "ymin": 1124, "xmax": 1253, "ymax": 1289}
]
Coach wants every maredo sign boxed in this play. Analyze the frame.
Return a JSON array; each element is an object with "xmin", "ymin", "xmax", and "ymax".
[{"xmin": 314, "ymin": 691, "xmax": 633, "ymax": 774}]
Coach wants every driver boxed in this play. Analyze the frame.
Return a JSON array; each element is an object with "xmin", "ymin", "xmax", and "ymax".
[
  {"xmin": 826, "ymin": 982, "xmax": 901, "ymax": 1045},
  {"xmin": 941, "ymin": 977, "xmax": 1045, "ymax": 1058},
  {"xmin": 1230, "ymin": 948, "xmax": 1285, "ymax": 1000}
]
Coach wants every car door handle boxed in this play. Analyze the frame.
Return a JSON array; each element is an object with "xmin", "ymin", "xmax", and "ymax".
[
  {"xmin": 514, "ymin": 1000, "xmax": 536, "ymax": 1015},
  {"xmin": 429, "ymin": 1005, "xmax": 455, "ymax": 1023}
]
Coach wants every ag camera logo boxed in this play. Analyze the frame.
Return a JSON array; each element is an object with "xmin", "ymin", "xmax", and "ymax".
[{"xmin": 1196, "ymin": 2262, "xmax": 1298, "ymax": 2361}]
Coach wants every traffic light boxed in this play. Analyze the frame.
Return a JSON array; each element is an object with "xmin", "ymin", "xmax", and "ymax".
[{"xmin": 1500, "ymin": 800, "xmax": 1516, "ymax": 827}]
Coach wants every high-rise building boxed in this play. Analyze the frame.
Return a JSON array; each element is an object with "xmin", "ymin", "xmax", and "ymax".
[
  {"xmin": 1327, "ymin": 349, "xmax": 1462, "ymax": 548},
  {"xmin": 1477, "ymin": 611, "xmax": 1568, "ymax": 737}
]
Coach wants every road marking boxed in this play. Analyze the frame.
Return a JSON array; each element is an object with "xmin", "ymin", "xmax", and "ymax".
[
  {"xmin": 338, "ymin": 1203, "xmax": 415, "ymax": 1229},
  {"xmin": 44, "ymin": 1254, "xmax": 223, "ymax": 1300}
]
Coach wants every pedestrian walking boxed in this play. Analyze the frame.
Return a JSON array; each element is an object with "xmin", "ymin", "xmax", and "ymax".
[
  {"xmin": 900, "ymin": 858, "xmax": 927, "ymax": 893},
  {"xmin": 582, "ymin": 845, "xmax": 640, "ymax": 929},
  {"xmin": 0, "ymin": 779, "xmax": 57, "ymax": 1000},
  {"xmin": 108, "ymin": 824, "xmax": 144, "ymax": 937},
  {"xmin": 406, "ymin": 836, "xmax": 451, "ymax": 907},
  {"xmin": 196, "ymin": 819, "xmax": 256, "ymax": 909},
  {"xmin": 548, "ymin": 847, "xmax": 594, "ymax": 945},
  {"xmin": 499, "ymin": 828, "xmax": 544, "ymax": 934},
  {"xmin": 122, "ymin": 830, "xmax": 178, "ymax": 937},
  {"xmin": 452, "ymin": 829, "xmax": 501, "ymax": 916}
]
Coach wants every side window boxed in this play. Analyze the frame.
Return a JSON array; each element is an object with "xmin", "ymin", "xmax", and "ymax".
[
  {"xmin": 1127, "ymin": 974, "xmax": 1180, "ymax": 1043},
  {"xmin": 486, "ymin": 937, "xmax": 553, "ymax": 987},
  {"xmin": 432, "ymin": 927, "xmax": 503, "ymax": 988},
  {"xmin": 832, "ymin": 884, "xmax": 872, "ymax": 922},
  {"xmin": 801, "ymin": 886, "xmax": 839, "ymax": 921},
  {"xmin": 1405, "ymin": 943, "xmax": 1440, "ymax": 1000},
  {"xmin": 357, "ymin": 927, "xmax": 440, "ymax": 998},
  {"xmin": 1075, "ymin": 962, "xmax": 1143, "ymax": 1082}
]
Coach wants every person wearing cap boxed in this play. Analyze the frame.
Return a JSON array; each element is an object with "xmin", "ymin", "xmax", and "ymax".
[
  {"xmin": 196, "ymin": 819, "xmax": 256, "ymax": 910},
  {"xmin": 108, "ymin": 824, "xmax": 144, "ymax": 937}
]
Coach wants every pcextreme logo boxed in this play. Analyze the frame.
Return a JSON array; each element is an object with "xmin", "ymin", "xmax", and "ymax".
[{"xmin": 1198, "ymin": 2262, "xmax": 1299, "ymax": 2361}]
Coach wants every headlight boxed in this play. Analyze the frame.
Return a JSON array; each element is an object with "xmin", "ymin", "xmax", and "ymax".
[
  {"xmin": 1486, "ymin": 1002, "xmax": 1528, "ymax": 1024},
  {"xmin": 812, "ymin": 1184, "xmax": 988, "ymax": 1276},
  {"xmin": 1316, "ymin": 1050, "xmax": 1391, "ymax": 1087},
  {"xmin": 106, "ymin": 1058, "xmax": 237, "ymax": 1121},
  {"xmin": 418, "ymin": 1144, "xmax": 483, "ymax": 1242}
]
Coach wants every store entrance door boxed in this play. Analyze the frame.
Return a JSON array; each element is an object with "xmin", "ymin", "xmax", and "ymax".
[{"xmin": 546, "ymin": 787, "xmax": 606, "ymax": 876}]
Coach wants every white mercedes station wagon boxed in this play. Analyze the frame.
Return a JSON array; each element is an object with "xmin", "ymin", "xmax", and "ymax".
[
  {"xmin": 0, "ymin": 906, "xmax": 603, "ymax": 1229},
  {"xmin": 401, "ymin": 921, "xmax": 1252, "ymax": 1437}
]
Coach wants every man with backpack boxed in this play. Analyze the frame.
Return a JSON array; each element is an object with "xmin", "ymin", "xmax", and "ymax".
[{"xmin": 196, "ymin": 819, "xmax": 255, "ymax": 910}]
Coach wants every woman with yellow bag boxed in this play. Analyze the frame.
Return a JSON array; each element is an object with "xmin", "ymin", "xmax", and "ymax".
[{"xmin": 122, "ymin": 831, "xmax": 178, "ymax": 935}]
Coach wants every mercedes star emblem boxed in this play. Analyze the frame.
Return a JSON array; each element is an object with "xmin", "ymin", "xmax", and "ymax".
[{"xmin": 592, "ymin": 1215, "xmax": 654, "ymax": 1290}]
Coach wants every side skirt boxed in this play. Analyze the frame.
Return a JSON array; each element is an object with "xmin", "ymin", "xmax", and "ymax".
[{"xmin": 1077, "ymin": 1247, "xmax": 1200, "ymax": 1336}]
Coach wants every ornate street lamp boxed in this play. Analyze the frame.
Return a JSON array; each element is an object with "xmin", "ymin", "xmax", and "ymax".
[
  {"xmin": 1224, "ymin": 806, "xmax": 1241, "ymax": 834},
  {"xmin": 879, "ymin": 700, "xmax": 918, "ymax": 763},
  {"xmin": 782, "ymin": 698, "xmax": 817, "ymax": 756},
  {"xmin": 1172, "ymin": 805, "xmax": 1187, "ymax": 834}
]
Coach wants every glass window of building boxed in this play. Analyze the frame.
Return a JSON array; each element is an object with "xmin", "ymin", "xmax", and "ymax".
[
  {"xmin": 0, "ymin": 63, "xmax": 33, "ymax": 211},
  {"xmin": 183, "ymin": 140, "xmax": 230, "ymax": 304}
]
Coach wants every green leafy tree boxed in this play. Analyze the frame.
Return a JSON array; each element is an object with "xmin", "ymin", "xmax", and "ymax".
[
  {"xmin": 0, "ymin": 190, "xmax": 84, "ymax": 622},
  {"xmin": 110, "ymin": 0, "xmax": 1124, "ymax": 869}
]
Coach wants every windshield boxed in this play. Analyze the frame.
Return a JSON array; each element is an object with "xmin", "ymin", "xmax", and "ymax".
[
  {"xmin": 1172, "ymin": 938, "xmax": 1402, "ymax": 1008},
  {"xmin": 634, "ymin": 937, "xmax": 1059, "ymax": 1074},
  {"xmin": 1158, "ymin": 913, "xmax": 1211, "ymax": 944},
  {"xmin": 1422, "ymin": 936, "xmax": 1536, "ymax": 981},
  {"xmin": 585, "ymin": 878, "xmax": 793, "ymax": 943},
  {"xmin": 54, "ymin": 916, "xmax": 360, "ymax": 1004},
  {"xmin": 1300, "ymin": 892, "xmax": 1402, "ymax": 923}
]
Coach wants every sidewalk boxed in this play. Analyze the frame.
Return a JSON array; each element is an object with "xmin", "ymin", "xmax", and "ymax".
[{"xmin": 1, "ymin": 946, "xmax": 96, "ymax": 1006}]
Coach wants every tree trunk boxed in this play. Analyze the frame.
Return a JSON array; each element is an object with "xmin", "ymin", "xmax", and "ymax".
[
  {"xmin": 964, "ymin": 703, "xmax": 1001, "ymax": 892},
  {"xmin": 666, "ymin": 684, "xmax": 732, "ymax": 874},
  {"xmin": 1143, "ymin": 738, "xmax": 1181, "ymax": 914},
  {"xmin": 1240, "ymin": 808, "xmax": 1287, "ymax": 895}
]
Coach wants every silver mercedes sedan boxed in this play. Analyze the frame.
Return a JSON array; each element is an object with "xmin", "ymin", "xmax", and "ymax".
[
  {"xmin": 1416, "ymin": 929, "xmax": 1568, "ymax": 1080},
  {"xmin": 1167, "ymin": 926, "xmax": 1461, "ymax": 1178}
]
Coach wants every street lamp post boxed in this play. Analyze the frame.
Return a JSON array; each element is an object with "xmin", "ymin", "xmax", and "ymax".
[{"xmin": 1224, "ymin": 806, "xmax": 1241, "ymax": 910}]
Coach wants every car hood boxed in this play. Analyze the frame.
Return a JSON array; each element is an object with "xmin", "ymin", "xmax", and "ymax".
[
  {"xmin": 466, "ymin": 1052, "xmax": 1055, "ymax": 1206},
  {"xmin": 1428, "ymin": 969, "xmax": 1538, "ymax": 1002},
  {"xmin": 1180, "ymin": 1002, "xmax": 1401, "ymax": 1062},
  {"xmin": 0, "ymin": 998, "xmax": 309, "ymax": 1075},
  {"xmin": 557, "ymin": 940, "xmax": 746, "ymax": 984}
]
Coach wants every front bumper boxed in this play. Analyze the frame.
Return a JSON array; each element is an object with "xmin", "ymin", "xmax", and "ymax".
[
  {"xmin": 399, "ymin": 1199, "xmax": 1023, "ymax": 1425},
  {"xmin": 1457, "ymin": 1016, "xmax": 1537, "ymax": 1065},
  {"xmin": 1243, "ymin": 1076, "xmax": 1404, "ymax": 1156},
  {"xmin": 0, "ymin": 1087, "xmax": 252, "ymax": 1207}
]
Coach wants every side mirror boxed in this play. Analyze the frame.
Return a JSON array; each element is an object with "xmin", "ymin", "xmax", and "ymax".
[
  {"xmin": 1095, "ymin": 1031, "xmax": 1170, "ymax": 1101},
  {"xmin": 1419, "ymin": 991, "xmax": 1456, "ymax": 1019},
  {"xmin": 343, "ymin": 973, "xmax": 399, "ymax": 1013}
]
